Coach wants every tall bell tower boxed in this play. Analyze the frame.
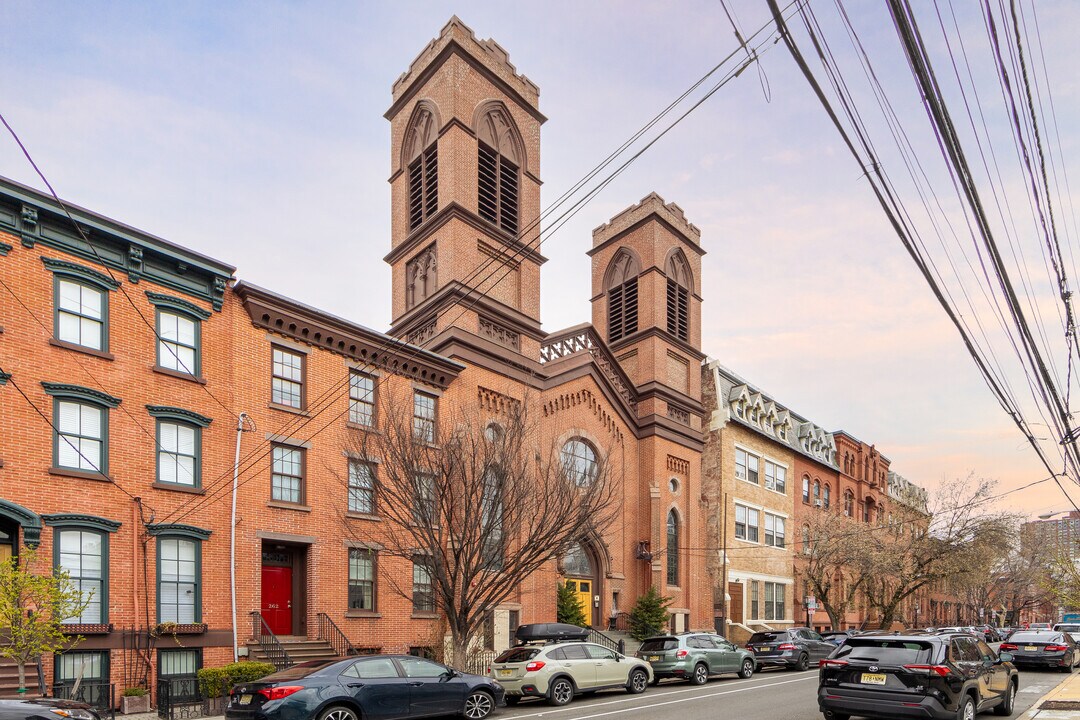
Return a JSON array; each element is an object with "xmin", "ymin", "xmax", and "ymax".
[{"xmin": 385, "ymin": 17, "xmax": 545, "ymax": 360}]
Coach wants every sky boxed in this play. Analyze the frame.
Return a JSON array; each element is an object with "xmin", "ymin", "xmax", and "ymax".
[{"xmin": 3, "ymin": 0, "xmax": 1080, "ymax": 519}]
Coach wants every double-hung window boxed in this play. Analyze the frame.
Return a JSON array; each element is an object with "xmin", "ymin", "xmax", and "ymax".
[
  {"xmin": 271, "ymin": 347, "xmax": 304, "ymax": 409},
  {"xmin": 764, "ymin": 513, "xmax": 786, "ymax": 548},
  {"xmin": 750, "ymin": 580, "xmax": 760, "ymax": 619},
  {"xmin": 736, "ymin": 448, "xmax": 759, "ymax": 483},
  {"xmin": 764, "ymin": 582, "xmax": 785, "ymax": 621},
  {"xmin": 349, "ymin": 371, "xmax": 376, "ymax": 427},
  {"xmin": 57, "ymin": 280, "xmax": 106, "ymax": 350},
  {"xmin": 413, "ymin": 471, "xmax": 436, "ymax": 525},
  {"xmin": 763, "ymin": 460, "xmax": 785, "ymax": 493},
  {"xmin": 44, "ymin": 384, "xmax": 120, "ymax": 477},
  {"xmin": 55, "ymin": 652, "xmax": 109, "ymax": 707},
  {"xmin": 159, "ymin": 649, "xmax": 201, "ymax": 702},
  {"xmin": 412, "ymin": 558, "xmax": 435, "ymax": 613},
  {"xmin": 413, "ymin": 392, "xmax": 436, "ymax": 442},
  {"xmin": 734, "ymin": 504, "xmax": 759, "ymax": 543},
  {"xmin": 348, "ymin": 460, "xmax": 376, "ymax": 515},
  {"xmin": 57, "ymin": 528, "xmax": 106, "ymax": 624},
  {"xmin": 158, "ymin": 536, "xmax": 200, "ymax": 624},
  {"xmin": 157, "ymin": 311, "xmax": 198, "ymax": 375},
  {"xmin": 158, "ymin": 422, "xmax": 199, "ymax": 488},
  {"xmin": 271, "ymin": 445, "xmax": 304, "ymax": 504},
  {"xmin": 348, "ymin": 548, "xmax": 375, "ymax": 611}
]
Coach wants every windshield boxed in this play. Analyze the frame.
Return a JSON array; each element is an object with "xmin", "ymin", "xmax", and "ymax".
[
  {"xmin": 494, "ymin": 647, "xmax": 541, "ymax": 663},
  {"xmin": 834, "ymin": 639, "xmax": 934, "ymax": 665},
  {"xmin": 1056, "ymin": 625, "xmax": 1080, "ymax": 633},
  {"xmin": 639, "ymin": 638, "xmax": 678, "ymax": 652},
  {"xmin": 748, "ymin": 632, "xmax": 789, "ymax": 643}
]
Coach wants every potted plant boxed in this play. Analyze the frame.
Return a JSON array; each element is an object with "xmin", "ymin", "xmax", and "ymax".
[{"xmin": 120, "ymin": 687, "xmax": 150, "ymax": 715}]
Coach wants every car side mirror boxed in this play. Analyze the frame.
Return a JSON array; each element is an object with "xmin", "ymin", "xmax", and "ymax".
[{"xmin": 998, "ymin": 652, "xmax": 1013, "ymax": 663}]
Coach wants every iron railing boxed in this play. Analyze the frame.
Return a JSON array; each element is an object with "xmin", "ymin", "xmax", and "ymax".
[
  {"xmin": 156, "ymin": 676, "xmax": 226, "ymax": 720},
  {"xmin": 52, "ymin": 682, "xmax": 115, "ymax": 720},
  {"xmin": 587, "ymin": 628, "xmax": 626, "ymax": 654},
  {"xmin": 463, "ymin": 649, "xmax": 497, "ymax": 676},
  {"xmin": 316, "ymin": 612, "xmax": 357, "ymax": 658},
  {"xmin": 250, "ymin": 611, "xmax": 293, "ymax": 670}
]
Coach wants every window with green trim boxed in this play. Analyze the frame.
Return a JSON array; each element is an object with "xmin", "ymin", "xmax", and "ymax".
[
  {"xmin": 157, "ymin": 421, "xmax": 200, "ymax": 488},
  {"xmin": 159, "ymin": 649, "xmax": 201, "ymax": 702},
  {"xmin": 55, "ymin": 400, "xmax": 106, "ymax": 473},
  {"xmin": 57, "ymin": 528, "xmax": 106, "ymax": 624},
  {"xmin": 158, "ymin": 536, "xmax": 200, "ymax": 623},
  {"xmin": 157, "ymin": 310, "xmax": 200, "ymax": 376},
  {"xmin": 55, "ymin": 651, "xmax": 110, "ymax": 707},
  {"xmin": 56, "ymin": 278, "xmax": 106, "ymax": 351}
]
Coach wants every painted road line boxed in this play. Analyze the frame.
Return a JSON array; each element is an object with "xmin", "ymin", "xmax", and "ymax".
[{"xmin": 509, "ymin": 674, "xmax": 818, "ymax": 719}]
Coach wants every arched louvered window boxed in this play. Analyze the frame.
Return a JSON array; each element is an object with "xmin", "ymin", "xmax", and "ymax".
[
  {"xmin": 666, "ymin": 510, "xmax": 680, "ymax": 586},
  {"xmin": 605, "ymin": 250, "xmax": 640, "ymax": 343},
  {"xmin": 665, "ymin": 250, "xmax": 691, "ymax": 341},
  {"xmin": 476, "ymin": 104, "xmax": 523, "ymax": 236},
  {"xmin": 403, "ymin": 103, "xmax": 439, "ymax": 231}
]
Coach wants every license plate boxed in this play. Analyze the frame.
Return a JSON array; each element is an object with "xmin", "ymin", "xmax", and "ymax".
[
  {"xmin": 239, "ymin": 694, "xmax": 253, "ymax": 705},
  {"xmin": 497, "ymin": 669, "xmax": 512, "ymax": 678},
  {"xmin": 759, "ymin": 647, "xmax": 771, "ymax": 652},
  {"xmin": 649, "ymin": 655, "xmax": 660, "ymax": 661},
  {"xmin": 1025, "ymin": 646, "xmax": 1038, "ymax": 652},
  {"xmin": 861, "ymin": 673, "xmax": 887, "ymax": 685}
]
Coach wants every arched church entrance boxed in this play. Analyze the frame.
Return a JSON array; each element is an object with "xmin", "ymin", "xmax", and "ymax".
[{"xmin": 562, "ymin": 541, "xmax": 601, "ymax": 628}]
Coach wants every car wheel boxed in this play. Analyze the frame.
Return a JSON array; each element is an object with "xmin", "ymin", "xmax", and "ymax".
[
  {"xmin": 994, "ymin": 681, "xmax": 1016, "ymax": 716},
  {"xmin": 957, "ymin": 694, "xmax": 975, "ymax": 720},
  {"xmin": 738, "ymin": 658, "xmax": 754, "ymax": 679},
  {"xmin": 548, "ymin": 678, "xmax": 575, "ymax": 706},
  {"xmin": 317, "ymin": 706, "xmax": 358, "ymax": 720},
  {"xmin": 794, "ymin": 654, "xmax": 810, "ymax": 671},
  {"xmin": 627, "ymin": 668, "xmax": 649, "ymax": 694},
  {"xmin": 463, "ymin": 690, "xmax": 494, "ymax": 720},
  {"xmin": 690, "ymin": 663, "xmax": 709, "ymax": 686},
  {"xmin": 504, "ymin": 696, "xmax": 521, "ymax": 706}
]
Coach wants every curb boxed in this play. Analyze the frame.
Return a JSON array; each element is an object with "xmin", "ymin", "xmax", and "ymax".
[{"xmin": 1020, "ymin": 672, "xmax": 1080, "ymax": 719}]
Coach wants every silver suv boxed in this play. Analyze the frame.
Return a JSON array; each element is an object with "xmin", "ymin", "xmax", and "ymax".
[{"xmin": 489, "ymin": 639, "xmax": 652, "ymax": 706}]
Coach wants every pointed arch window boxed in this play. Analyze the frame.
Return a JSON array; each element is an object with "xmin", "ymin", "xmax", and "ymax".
[
  {"xmin": 823, "ymin": 484, "xmax": 831, "ymax": 509},
  {"xmin": 605, "ymin": 250, "xmax": 640, "ymax": 343},
  {"xmin": 476, "ymin": 105, "xmax": 523, "ymax": 236},
  {"xmin": 666, "ymin": 510, "xmax": 680, "ymax": 586},
  {"xmin": 665, "ymin": 250, "xmax": 691, "ymax": 341},
  {"xmin": 403, "ymin": 104, "xmax": 439, "ymax": 231},
  {"xmin": 813, "ymin": 480, "xmax": 821, "ymax": 504},
  {"xmin": 844, "ymin": 491, "xmax": 854, "ymax": 517}
]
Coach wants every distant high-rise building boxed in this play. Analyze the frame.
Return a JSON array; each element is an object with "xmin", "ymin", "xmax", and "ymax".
[{"xmin": 1022, "ymin": 511, "xmax": 1080, "ymax": 558}]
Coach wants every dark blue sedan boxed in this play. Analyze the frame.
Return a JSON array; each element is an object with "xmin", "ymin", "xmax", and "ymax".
[{"xmin": 226, "ymin": 656, "xmax": 504, "ymax": 720}]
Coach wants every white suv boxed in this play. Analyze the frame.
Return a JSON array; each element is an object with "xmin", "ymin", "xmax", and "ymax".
[{"xmin": 489, "ymin": 640, "xmax": 652, "ymax": 706}]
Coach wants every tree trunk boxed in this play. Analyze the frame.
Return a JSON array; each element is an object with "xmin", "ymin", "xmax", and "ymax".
[{"xmin": 16, "ymin": 662, "xmax": 25, "ymax": 694}]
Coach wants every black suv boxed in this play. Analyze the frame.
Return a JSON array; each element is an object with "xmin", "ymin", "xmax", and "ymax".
[
  {"xmin": 819, "ymin": 632, "xmax": 1018, "ymax": 720},
  {"xmin": 746, "ymin": 627, "xmax": 836, "ymax": 671}
]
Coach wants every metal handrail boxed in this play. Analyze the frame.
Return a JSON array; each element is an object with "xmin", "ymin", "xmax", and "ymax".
[
  {"xmin": 587, "ymin": 627, "xmax": 626, "ymax": 654},
  {"xmin": 315, "ymin": 613, "xmax": 357, "ymax": 658},
  {"xmin": 250, "ymin": 611, "xmax": 293, "ymax": 670}
]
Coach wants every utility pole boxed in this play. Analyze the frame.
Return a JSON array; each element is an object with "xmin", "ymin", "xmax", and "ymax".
[{"xmin": 720, "ymin": 492, "xmax": 728, "ymax": 634}]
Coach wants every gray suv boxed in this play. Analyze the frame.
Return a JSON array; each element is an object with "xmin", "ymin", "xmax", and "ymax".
[
  {"xmin": 637, "ymin": 633, "xmax": 754, "ymax": 684},
  {"xmin": 746, "ymin": 627, "xmax": 835, "ymax": 671}
]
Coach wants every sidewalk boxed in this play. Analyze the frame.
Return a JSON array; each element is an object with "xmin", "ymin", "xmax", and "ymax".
[{"xmin": 1022, "ymin": 670, "xmax": 1080, "ymax": 719}]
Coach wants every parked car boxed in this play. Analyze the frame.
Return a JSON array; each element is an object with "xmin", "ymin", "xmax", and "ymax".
[
  {"xmin": 1000, "ymin": 630, "xmax": 1080, "ymax": 672},
  {"xmin": 1028, "ymin": 622, "xmax": 1052, "ymax": 630},
  {"xmin": 745, "ymin": 627, "xmax": 835, "ymax": 671},
  {"xmin": 818, "ymin": 631, "xmax": 1018, "ymax": 720},
  {"xmin": 1053, "ymin": 623, "xmax": 1080, "ymax": 644},
  {"xmin": 0, "ymin": 699, "xmax": 101, "ymax": 720},
  {"xmin": 225, "ymin": 656, "xmax": 504, "ymax": 720},
  {"xmin": 636, "ymin": 633, "xmax": 754, "ymax": 684},
  {"xmin": 821, "ymin": 631, "xmax": 860, "ymax": 647},
  {"xmin": 489, "ymin": 623, "xmax": 652, "ymax": 706}
]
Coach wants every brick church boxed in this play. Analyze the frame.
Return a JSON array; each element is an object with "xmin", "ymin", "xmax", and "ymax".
[{"xmin": 0, "ymin": 17, "xmax": 709, "ymax": 696}]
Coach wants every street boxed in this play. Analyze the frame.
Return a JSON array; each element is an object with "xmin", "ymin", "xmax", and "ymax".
[{"xmin": 491, "ymin": 666, "xmax": 1067, "ymax": 720}]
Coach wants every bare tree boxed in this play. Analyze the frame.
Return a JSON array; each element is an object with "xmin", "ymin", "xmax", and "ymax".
[
  {"xmin": 860, "ymin": 474, "xmax": 1014, "ymax": 629},
  {"xmin": 797, "ymin": 510, "xmax": 872, "ymax": 630},
  {"xmin": 339, "ymin": 389, "xmax": 619, "ymax": 665}
]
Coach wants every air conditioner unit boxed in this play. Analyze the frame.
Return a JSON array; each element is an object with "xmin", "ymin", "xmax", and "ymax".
[{"xmin": 814, "ymin": 500, "xmax": 822, "ymax": 507}]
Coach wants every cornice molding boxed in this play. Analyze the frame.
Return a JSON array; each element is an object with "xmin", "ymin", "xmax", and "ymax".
[
  {"xmin": 389, "ymin": 280, "xmax": 545, "ymax": 342},
  {"xmin": 41, "ymin": 382, "xmax": 121, "ymax": 408},
  {"xmin": 0, "ymin": 240, "xmax": 11, "ymax": 256},
  {"xmin": 42, "ymin": 514, "xmax": 122, "ymax": 533},
  {"xmin": 41, "ymin": 256, "xmax": 120, "ymax": 290},
  {"xmin": 384, "ymin": 201, "xmax": 548, "ymax": 266},
  {"xmin": 146, "ymin": 405, "xmax": 213, "ymax": 428},
  {"xmin": 0, "ymin": 499, "xmax": 42, "ymax": 548},
  {"xmin": 608, "ymin": 327, "xmax": 705, "ymax": 362},
  {"xmin": 145, "ymin": 291, "xmax": 212, "ymax": 321},
  {"xmin": 147, "ymin": 523, "xmax": 212, "ymax": 540},
  {"xmin": 235, "ymin": 281, "xmax": 464, "ymax": 390}
]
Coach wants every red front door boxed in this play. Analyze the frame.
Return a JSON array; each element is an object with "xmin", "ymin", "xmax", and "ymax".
[{"xmin": 261, "ymin": 565, "xmax": 293, "ymax": 635}]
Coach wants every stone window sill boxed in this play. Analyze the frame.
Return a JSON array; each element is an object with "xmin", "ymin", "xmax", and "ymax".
[
  {"xmin": 346, "ymin": 512, "xmax": 382, "ymax": 522},
  {"xmin": 152, "ymin": 482, "xmax": 205, "ymax": 495},
  {"xmin": 49, "ymin": 467, "xmax": 112, "ymax": 482},
  {"xmin": 268, "ymin": 402, "xmax": 308, "ymax": 416},
  {"xmin": 267, "ymin": 500, "xmax": 311, "ymax": 512},
  {"xmin": 411, "ymin": 612, "xmax": 438, "ymax": 620},
  {"xmin": 49, "ymin": 339, "xmax": 114, "ymax": 361},
  {"xmin": 345, "ymin": 421, "xmax": 378, "ymax": 433},
  {"xmin": 345, "ymin": 611, "xmax": 382, "ymax": 619},
  {"xmin": 153, "ymin": 365, "xmax": 206, "ymax": 384}
]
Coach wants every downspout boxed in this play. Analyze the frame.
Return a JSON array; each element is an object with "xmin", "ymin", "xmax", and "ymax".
[{"xmin": 231, "ymin": 413, "xmax": 249, "ymax": 663}]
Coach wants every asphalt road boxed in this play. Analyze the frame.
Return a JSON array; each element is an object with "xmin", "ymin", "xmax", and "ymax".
[{"xmin": 492, "ymin": 665, "xmax": 1069, "ymax": 720}]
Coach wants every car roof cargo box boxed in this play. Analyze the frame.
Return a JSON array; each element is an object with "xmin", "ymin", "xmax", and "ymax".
[{"xmin": 515, "ymin": 623, "xmax": 590, "ymax": 643}]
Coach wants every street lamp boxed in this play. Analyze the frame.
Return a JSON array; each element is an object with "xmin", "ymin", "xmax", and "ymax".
[{"xmin": 1039, "ymin": 510, "xmax": 1072, "ymax": 520}]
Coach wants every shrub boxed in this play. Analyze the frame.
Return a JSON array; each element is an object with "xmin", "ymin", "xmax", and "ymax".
[
  {"xmin": 197, "ymin": 661, "xmax": 277, "ymax": 698},
  {"xmin": 556, "ymin": 580, "xmax": 588, "ymax": 627},
  {"xmin": 121, "ymin": 687, "xmax": 148, "ymax": 697},
  {"xmin": 628, "ymin": 586, "xmax": 673, "ymax": 641}
]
